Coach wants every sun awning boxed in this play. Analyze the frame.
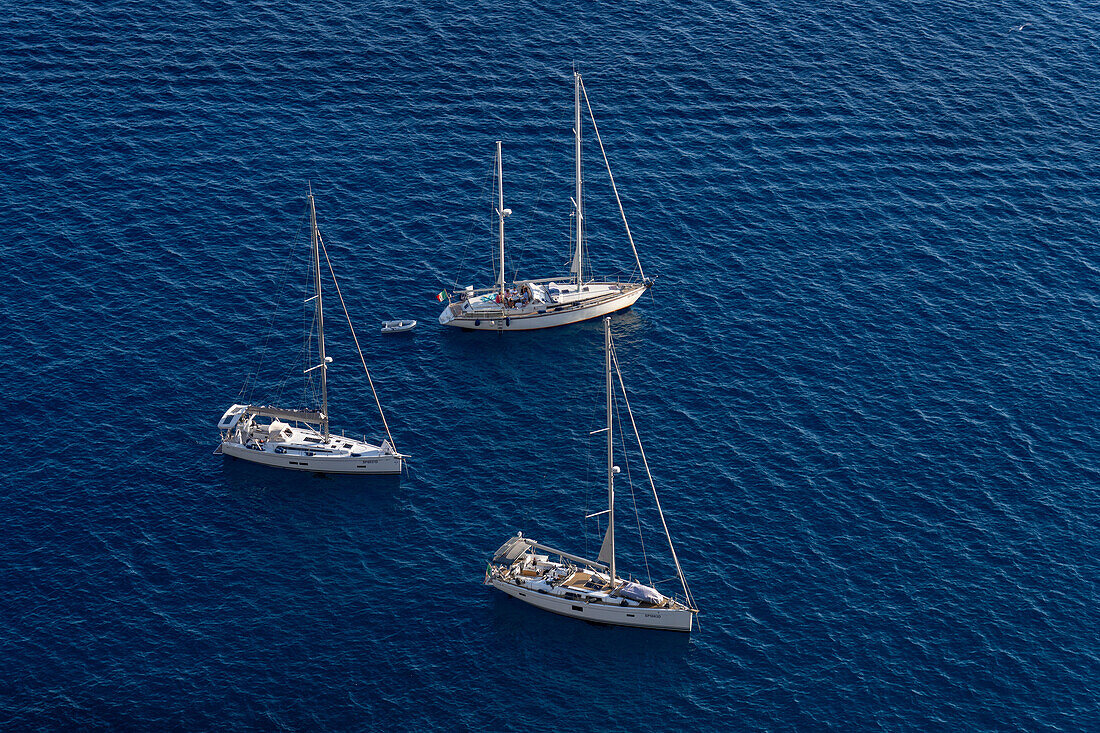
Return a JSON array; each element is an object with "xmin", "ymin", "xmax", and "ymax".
[
  {"xmin": 530, "ymin": 541, "xmax": 607, "ymax": 570},
  {"xmin": 492, "ymin": 535, "xmax": 609, "ymax": 569},
  {"xmin": 246, "ymin": 405, "xmax": 325, "ymax": 423},
  {"xmin": 493, "ymin": 535, "xmax": 536, "ymax": 562}
]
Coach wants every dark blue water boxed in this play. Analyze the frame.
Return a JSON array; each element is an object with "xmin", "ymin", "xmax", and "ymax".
[{"xmin": 3, "ymin": 0, "xmax": 1099, "ymax": 729}]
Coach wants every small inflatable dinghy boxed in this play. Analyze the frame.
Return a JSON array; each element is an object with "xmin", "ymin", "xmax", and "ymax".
[{"xmin": 381, "ymin": 319, "xmax": 417, "ymax": 334}]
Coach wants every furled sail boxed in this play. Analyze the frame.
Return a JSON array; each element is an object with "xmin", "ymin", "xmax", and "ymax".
[{"xmin": 597, "ymin": 524, "xmax": 614, "ymax": 565}]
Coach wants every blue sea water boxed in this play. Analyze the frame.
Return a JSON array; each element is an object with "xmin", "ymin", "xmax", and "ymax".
[{"xmin": 3, "ymin": 0, "xmax": 1099, "ymax": 729}]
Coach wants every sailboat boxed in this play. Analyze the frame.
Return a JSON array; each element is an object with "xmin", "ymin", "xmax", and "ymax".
[
  {"xmin": 485, "ymin": 318, "xmax": 698, "ymax": 631},
  {"xmin": 216, "ymin": 188, "xmax": 407, "ymax": 475},
  {"xmin": 438, "ymin": 71, "xmax": 652, "ymax": 331}
]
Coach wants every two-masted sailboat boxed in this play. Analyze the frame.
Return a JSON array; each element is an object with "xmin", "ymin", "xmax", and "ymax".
[
  {"xmin": 485, "ymin": 318, "xmax": 698, "ymax": 630},
  {"xmin": 216, "ymin": 189, "xmax": 406, "ymax": 475},
  {"xmin": 439, "ymin": 72, "xmax": 652, "ymax": 331}
]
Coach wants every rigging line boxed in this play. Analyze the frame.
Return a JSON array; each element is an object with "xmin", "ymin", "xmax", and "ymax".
[
  {"xmin": 484, "ymin": 155, "xmax": 500, "ymax": 289},
  {"xmin": 581, "ymin": 342, "xmax": 609, "ymax": 560},
  {"xmin": 240, "ymin": 210, "xmax": 308, "ymax": 401},
  {"xmin": 507, "ymin": 176, "xmax": 549, "ymax": 279},
  {"xmin": 292, "ymin": 238, "xmax": 321, "ymax": 411},
  {"xmin": 613, "ymin": 384, "xmax": 653, "ymax": 586},
  {"xmin": 277, "ymin": 284, "xmax": 317, "ymax": 411},
  {"xmin": 583, "ymin": 411, "xmax": 594, "ymax": 561},
  {"xmin": 276, "ymin": 314, "xmax": 313, "ymax": 407},
  {"xmin": 300, "ymin": 251, "xmax": 319, "ymax": 410},
  {"xmin": 610, "ymin": 337, "xmax": 696, "ymax": 610},
  {"xmin": 450, "ymin": 159, "xmax": 497, "ymax": 292},
  {"xmin": 580, "ymin": 78, "xmax": 646, "ymax": 282},
  {"xmin": 317, "ymin": 231, "xmax": 398, "ymax": 452},
  {"xmin": 525, "ymin": 177, "xmax": 548, "ymax": 273},
  {"xmin": 316, "ymin": 231, "xmax": 398, "ymax": 449},
  {"xmin": 303, "ymin": 310, "xmax": 320, "ymax": 408},
  {"xmin": 493, "ymin": 153, "xmax": 507, "ymax": 287},
  {"xmin": 581, "ymin": 216, "xmax": 590, "ymax": 282}
]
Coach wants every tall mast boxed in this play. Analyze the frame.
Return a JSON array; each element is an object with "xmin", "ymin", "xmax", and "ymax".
[
  {"xmin": 605, "ymin": 317, "xmax": 615, "ymax": 582},
  {"xmin": 573, "ymin": 71, "xmax": 584, "ymax": 288},
  {"xmin": 308, "ymin": 185, "xmax": 329, "ymax": 439},
  {"xmin": 496, "ymin": 141, "xmax": 506, "ymax": 300}
]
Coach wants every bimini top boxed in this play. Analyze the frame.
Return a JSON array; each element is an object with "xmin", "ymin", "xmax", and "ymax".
[
  {"xmin": 218, "ymin": 403, "xmax": 326, "ymax": 431},
  {"xmin": 244, "ymin": 405, "xmax": 326, "ymax": 423},
  {"xmin": 493, "ymin": 535, "xmax": 536, "ymax": 562},
  {"xmin": 492, "ymin": 534, "xmax": 609, "ymax": 570}
]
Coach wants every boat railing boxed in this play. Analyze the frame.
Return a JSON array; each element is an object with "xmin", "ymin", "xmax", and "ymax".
[
  {"xmin": 448, "ymin": 290, "xmax": 636, "ymax": 317},
  {"xmin": 520, "ymin": 275, "xmax": 639, "ymax": 286},
  {"xmin": 667, "ymin": 593, "xmax": 697, "ymax": 612},
  {"xmin": 446, "ymin": 275, "xmax": 642, "ymax": 302}
]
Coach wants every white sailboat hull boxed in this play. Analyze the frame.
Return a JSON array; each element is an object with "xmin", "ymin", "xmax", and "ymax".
[
  {"xmin": 220, "ymin": 441, "xmax": 404, "ymax": 475},
  {"xmin": 440, "ymin": 283, "xmax": 645, "ymax": 331},
  {"xmin": 217, "ymin": 192, "xmax": 404, "ymax": 478},
  {"xmin": 483, "ymin": 315, "xmax": 698, "ymax": 634},
  {"xmin": 491, "ymin": 577, "xmax": 694, "ymax": 631}
]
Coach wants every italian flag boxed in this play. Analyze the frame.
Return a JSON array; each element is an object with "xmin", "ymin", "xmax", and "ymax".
[{"xmin": 435, "ymin": 290, "xmax": 447, "ymax": 302}]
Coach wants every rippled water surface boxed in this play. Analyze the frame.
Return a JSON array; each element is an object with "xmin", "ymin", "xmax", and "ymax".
[{"xmin": 3, "ymin": 0, "xmax": 1099, "ymax": 729}]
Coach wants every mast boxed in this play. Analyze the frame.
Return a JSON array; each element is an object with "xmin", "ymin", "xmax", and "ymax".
[
  {"xmin": 605, "ymin": 317, "xmax": 615, "ymax": 582},
  {"xmin": 495, "ymin": 141, "xmax": 507, "ymax": 301},
  {"xmin": 573, "ymin": 71, "xmax": 584, "ymax": 288},
  {"xmin": 308, "ymin": 185, "xmax": 330, "ymax": 439}
]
